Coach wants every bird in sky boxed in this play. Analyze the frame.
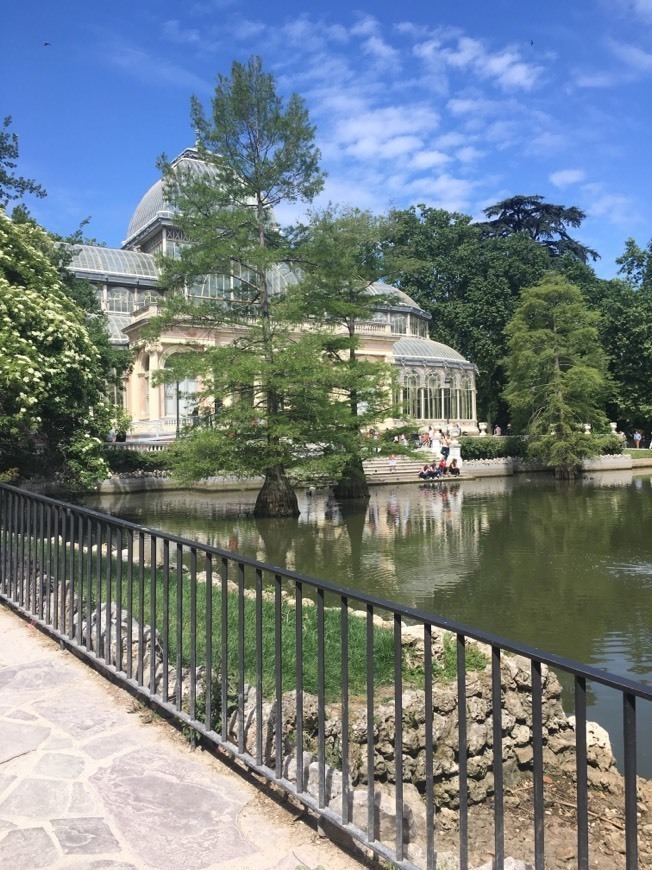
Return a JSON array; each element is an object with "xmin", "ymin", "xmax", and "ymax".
[{"xmin": 44, "ymin": 41, "xmax": 51, "ymax": 47}]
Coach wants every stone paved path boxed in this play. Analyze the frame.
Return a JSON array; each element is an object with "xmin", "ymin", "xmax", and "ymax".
[{"xmin": 0, "ymin": 604, "xmax": 364, "ymax": 869}]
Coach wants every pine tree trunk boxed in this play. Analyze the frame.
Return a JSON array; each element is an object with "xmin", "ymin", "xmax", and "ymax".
[
  {"xmin": 333, "ymin": 457, "xmax": 370, "ymax": 500},
  {"xmin": 254, "ymin": 465, "xmax": 300, "ymax": 518}
]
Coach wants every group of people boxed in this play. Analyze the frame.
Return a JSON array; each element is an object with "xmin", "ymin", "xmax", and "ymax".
[
  {"xmin": 419, "ymin": 426, "xmax": 458, "ymax": 448},
  {"xmin": 418, "ymin": 457, "xmax": 460, "ymax": 479}
]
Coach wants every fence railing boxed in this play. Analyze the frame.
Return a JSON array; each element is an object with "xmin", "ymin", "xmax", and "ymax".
[{"xmin": 0, "ymin": 482, "xmax": 649, "ymax": 870}]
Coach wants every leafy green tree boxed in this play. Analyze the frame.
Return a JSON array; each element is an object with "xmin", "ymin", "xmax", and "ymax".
[
  {"xmin": 504, "ymin": 273, "xmax": 609, "ymax": 477},
  {"xmin": 0, "ymin": 212, "xmax": 112, "ymax": 487},
  {"xmin": 0, "ymin": 116, "xmax": 46, "ymax": 212},
  {"xmin": 288, "ymin": 206, "xmax": 395, "ymax": 499},
  {"xmin": 477, "ymin": 194, "xmax": 599, "ymax": 263},
  {"xmin": 151, "ymin": 55, "xmax": 330, "ymax": 517},
  {"xmin": 383, "ymin": 205, "xmax": 549, "ymax": 424}
]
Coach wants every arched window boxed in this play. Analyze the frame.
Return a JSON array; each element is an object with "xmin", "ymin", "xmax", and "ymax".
[
  {"xmin": 460, "ymin": 375, "xmax": 474, "ymax": 420},
  {"xmin": 404, "ymin": 373, "xmax": 420, "ymax": 419},
  {"xmin": 107, "ymin": 287, "xmax": 132, "ymax": 313},
  {"xmin": 135, "ymin": 289, "xmax": 159, "ymax": 310},
  {"xmin": 442, "ymin": 378, "xmax": 452, "ymax": 421},
  {"xmin": 163, "ymin": 355, "xmax": 198, "ymax": 419},
  {"xmin": 424, "ymin": 373, "xmax": 441, "ymax": 419}
]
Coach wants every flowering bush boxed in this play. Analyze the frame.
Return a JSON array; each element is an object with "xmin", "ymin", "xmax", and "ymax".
[{"xmin": 0, "ymin": 212, "xmax": 111, "ymax": 487}]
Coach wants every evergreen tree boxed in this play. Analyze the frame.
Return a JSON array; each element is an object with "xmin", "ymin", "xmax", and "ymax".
[
  {"xmin": 478, "ymin": 194, "xmax": 599, "ymax": 263},
  {"xmin": 288, "ymin": 206, "xmax": 395, "ymax": 499},
  {"xmin": 151, "ymin": 55, "xmax": 338, "ymax": 517},
  {"xmin": 504, "ymin": 273, "xmax": 609, "ymax": 477},
  {"xmin": 383, "ymin": 205, "xmax": 549, "ymax": 424}
]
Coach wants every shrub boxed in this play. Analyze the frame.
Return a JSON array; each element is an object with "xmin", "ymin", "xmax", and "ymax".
[
  {"xmin": 459, "ymin": 436, "xmax": 527, "ymax": 460},
  {"xmin": 104, "ymin": 447, "xmax": 172, "ymax": 474}
]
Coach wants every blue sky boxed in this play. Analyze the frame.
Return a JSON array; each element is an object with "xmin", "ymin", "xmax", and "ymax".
[{"xmin": 2, "ymin": 0, "xmax": 652, "ymax": 277}]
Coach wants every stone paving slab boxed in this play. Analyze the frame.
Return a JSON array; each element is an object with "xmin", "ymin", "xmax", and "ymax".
[{"xmin": 0, "ymin": 605, "xmax": 365, "ymax": 869}]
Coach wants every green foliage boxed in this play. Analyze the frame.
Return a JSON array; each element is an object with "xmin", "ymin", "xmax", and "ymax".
[
  {"xmin": 104, "ymin": 448, "xmax": 172, "ymax": 474},
  {"xmin": 150, "ymin": 56, "xmax": 328, "ymax": 516},
  {"xmin": 0, "ymin": 213, "xmax": 111, "ymax": 487},
  {"xmin": 0, "ymin": 116, "xmax": 46, "ymax": 211},
  {"xmin": 458, "ymin": 436, "xmax": 527, "ymax": 460},
  {"xmin": 383, "ymin": 205, "xmax": 550, "ymax": 422},
  {"xmin": 477, "ymin": 194, "xmax": 599, "ymax": 263},
  {"xmin": 578, "ymin": 239, "xmax": 652, "ymax": 431},
  {"xmin": 504, "ymin": 273, "xmax": 609, "ymax": 476}
]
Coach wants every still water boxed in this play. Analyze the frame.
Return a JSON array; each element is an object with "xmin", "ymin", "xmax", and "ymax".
[{"xmin": 83, "ymin": 469, "xmax": 652, "ymax": 773}]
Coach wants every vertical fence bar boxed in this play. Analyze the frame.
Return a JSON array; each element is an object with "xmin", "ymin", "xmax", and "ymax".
[
  {"xmin": 76, "ymin": 514, "xmax": 84, "ymax": 644},
  {"xmin": 205, "ymin": 553, "xmax": 213, "ymax": 732},
  {"xmin": 162, "ymin": 540, "xmax": 170, "ymax": 702},
  {"xmin": 60, "ymin": 508, "xmax": 69, "ymax": 637},
  {"xmin": 84, "ymin": 517, "xmax": 92, "ymax": 652},
  {"xmin": 492, "ymin": 645, "xmax": 504, "ymax": 868},
  {"xmin": 575, "ymin": 675, "xmax": 589, "ymax": 870},
  {"xmin": 237, "ymin": 561, "xmax": 245, "ymax": 755},
  {"xmin": 12, "ymin": 494, "xmax": 19, "ymax": 602},
  {"xmin": 189, "ymin": 547, "xmax": 197, "ymax": 724},
  {"xmin": 115, "ymin": 527, "xmax": 123, "ymax": 672},
  {"xmin": 53, "ymin": 505, "xmax": 60, "ymax": 630},
  {"xmin": 137, "ymin": 532, "xmax": 146, "ymax": 687},
  {"xmin": 0, "ymin": 489, "xmax": 7, "ymax": 595},
  {"xmin": 175, "ymin": 543, "xmax": 183, "ymax": 708},
  {"xmin": 366, "ymin": 603, "xmax": 375, "ymax": 843},
  {"xmin": 221, "ymin": 556, "xmax": 229, "ymax": 744},
  {"xmin": 38, "ymin": 501, "xmax": 46, "ymax": 620},
  {"xmin": 68, "ymin": 508, "xmax": 75, "ymax": 638},
  {"xmin": 104, "ymin": 524, "xmax": 112, "ymax": 666},
  {"xmin": 424, "ymin": 624, "xmax": 435, "ymax": 870},
  {"xmin": 394, "ymin": 612, "xmax": 404, "ymax": 862},
  {"xmin": 317, "ymin": 587, "xmax": 326, "ymax": 809},
  {"xmin": 125, "ymin": 530, "xmax": 133, "ymax": 677},
  {"xmin": 150, "ymin": 535, "xmax": 158, "ymax": 695},
  {"xmin": 19, "ymin": 495, "xmax": 26, "ymax": 608},
  {"xmin": 255, "ymin": 567, "xmax": 263, "ymax": 766},
  {"xmin": 623, "ymin": 692, "xmax": 638, "ymax": 870},
  {"xmin": 274, "ymin": 573, "xmax": 283, "ymax": 779},
  {"xmin": 341, "ymin": 596, "xmax": 350, "ymax": 825},
  {"xmin": 531, "ymin": 660, "xmax": 545, "ymax": 870},
  {"xmin": 94, "ymin": 521, "xmax": 102, "ymax": 656},
  {"xmin": 458, "ymin": 634, "xmax": 468, "ymax": 870},
  {"xmin": 24, "ymin": 497, "xmax": 32, "ymax": 613},
  {"xmin": 296, "ymin": 580, "xmax": 304, "ymax": 793}
]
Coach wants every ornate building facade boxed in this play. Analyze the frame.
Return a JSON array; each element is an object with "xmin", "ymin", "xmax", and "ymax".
[{"xmin": 69, "ymin": 149, "xmax": 478, "ymax": 438}]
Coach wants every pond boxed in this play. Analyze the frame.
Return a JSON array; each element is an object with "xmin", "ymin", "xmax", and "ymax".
[{"xmin": 83, "ymin": 469, "xmax": 652, "ymax": 774}]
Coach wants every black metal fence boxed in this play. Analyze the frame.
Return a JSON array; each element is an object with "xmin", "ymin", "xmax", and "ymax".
[{"xmin": 0, "ymin": 482, "xmax": 649, "ymax": 870}]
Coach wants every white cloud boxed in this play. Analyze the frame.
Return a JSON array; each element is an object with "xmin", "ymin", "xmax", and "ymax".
[
  {"xmin": 528, "ymin": 131, "xmax": 567, "ymax": 154},
  {"xmin": 447, "ymin": 97, "xmax": 502, "ymax": 116},
  {"xmin": 406, "ymin": 173, "xmax": 475, "ymax": 211},
  {"xmin": 549, "ymin": 169, "xmax": 586, "ymax": 188},
  {"xmin": 345, "ymin": 135, "xmax": 423, "ymax": 160},
  {"xmin": 582, "ymin": 184, "xmax": 635, "ymax": 226},
  {"xmin": 609, "ymin": 40, "xmax": 652, "ymax": 72},
  {"xmin": 457, "ymin": 146, "xmax": 484, "ymax": 164},
  {"xmin": 608, "ymin": 0, "xmax": 652, "ymax": 22},
  {"xmin": 417, "ymin": 34, "xmax": 543, "ymax": 92},
  {"xmin": 361, "ymin": 35, "xmax": 401, "ymax": 63},
  {"xmin": 161, "ymin": 20, "xmax": 201, "ymax": 45},
  {"xmin": 229, "ymin": 17, "xmax": 267, "ymax": 41},
  {"xmin": 104, "ymin": 41, "xmax": 211, "ymax": 94},
  {"xmin": 409, "ymin": 150, "xmax": 451, "ymax": 170},
  {"xmin": 334, "ymin": 105, "xmax": 440, "ymax": 148}
]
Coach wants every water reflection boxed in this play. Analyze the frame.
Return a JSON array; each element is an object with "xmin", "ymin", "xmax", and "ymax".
[{"xmin": 84, "ymin": 472, "xmax": 652, "ymax": 772}]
